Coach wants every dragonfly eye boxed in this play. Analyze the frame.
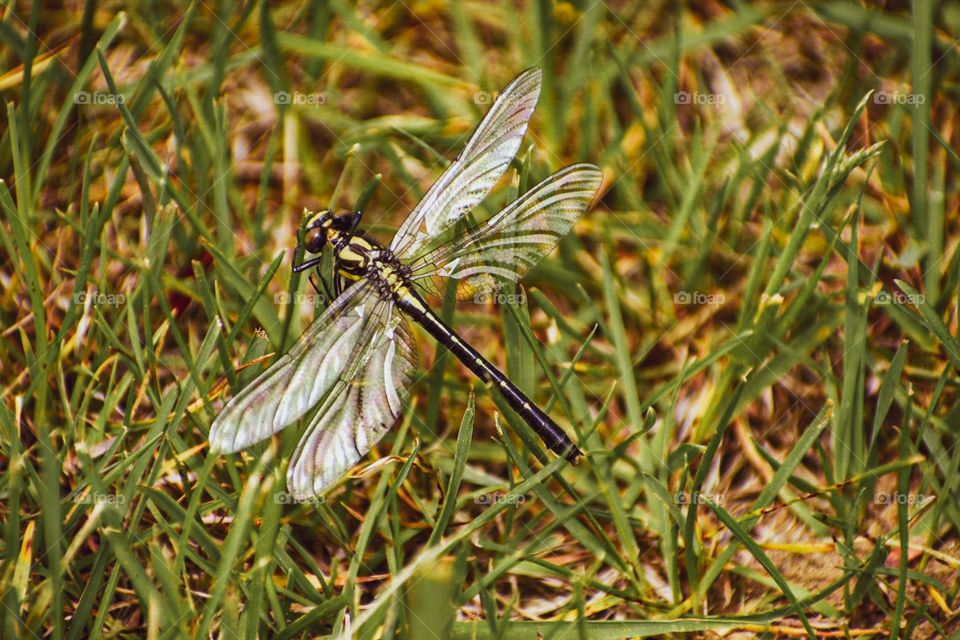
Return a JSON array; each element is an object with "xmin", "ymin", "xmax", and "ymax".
[
  {"xmin": 331, "ymin": 211, "xmax": 358, "ymax": 231},
  {"xmin": 304, "ymin": 226, "xmax": 327, "ymax": 254}
]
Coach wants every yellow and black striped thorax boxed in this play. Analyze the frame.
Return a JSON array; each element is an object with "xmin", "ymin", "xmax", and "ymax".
[
  {"xmin": 332, "ymin": 233, "xmax": 377, "ymax": 280},
  {"xmin": 332, "ymin": 232, "xmax": 414, "ymax": 299}
]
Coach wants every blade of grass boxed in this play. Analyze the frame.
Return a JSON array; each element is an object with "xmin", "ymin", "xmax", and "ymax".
[
  {"xmin": 429, "ymin": 394, "xmax": 475, "ymax": 545},
  {"xmin": 702, "ymin": 495, "xmax": 816, "ymax": 638}
]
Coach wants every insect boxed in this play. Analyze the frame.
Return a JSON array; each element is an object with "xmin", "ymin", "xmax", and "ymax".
[{"xmin": 209, "ymin": 68, "xmax": 603, "ymax": 499}]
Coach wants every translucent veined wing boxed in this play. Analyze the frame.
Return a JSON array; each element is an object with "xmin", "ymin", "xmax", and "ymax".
[
  {"xmin": 407, "ymin": 164, "xmax": 603, "ymax": 293},
  {"xmin": 287, "ymin": 309, "xmax": 418, "ymax": 499},
  {"xmin": 389, "ymin": 68, "xmax": 542, "ymax": 260},
  {"xmin": 209, "ymin": 281, "xmax": 378, "ymax": 454}
]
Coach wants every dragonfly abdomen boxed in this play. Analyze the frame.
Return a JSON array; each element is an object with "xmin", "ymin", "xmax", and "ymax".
[{"xmin": 394, "ymin": 285, "xmax": 582, "ymax": 463}]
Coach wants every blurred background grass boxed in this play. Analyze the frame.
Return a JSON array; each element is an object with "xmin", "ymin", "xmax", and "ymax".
[{"xmin": 1, "ymin": 0, "xmax": 959, "ymax": 638}]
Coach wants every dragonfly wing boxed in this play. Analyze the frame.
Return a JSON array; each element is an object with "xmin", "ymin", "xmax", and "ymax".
[
  {"xmin": 287, "ymin": 313, "xmax": 418, "ymax": 499},
  {"xmin": 389, "ymin": 68, "xmax": 542, "ymax": 260},
  {"xmin": 409, "ymin": 164, "xmax": 603, "ymax": 292},
  {"xmin": 209, "ymin": 282, "xmax": 377, "ymax": 454}
]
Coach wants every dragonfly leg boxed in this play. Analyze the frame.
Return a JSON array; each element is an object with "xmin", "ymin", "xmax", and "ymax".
[
  {"xmin": 345, "ymin": 210, "xmax": 363, "ymax": 233},
  {"xmin": 334, "ymin": 273, "xmax": 347, "ymax": 297},
  {"xmin": 307, "ymin": 271, "xmax": 335, "ymax": 306},
  {"xmin": 292, "ymin": 254, "xmax": 324, "ymax": 273}
]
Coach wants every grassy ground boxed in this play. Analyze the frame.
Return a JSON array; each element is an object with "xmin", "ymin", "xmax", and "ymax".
[{"xmin": 2, "ymin": 1, "xmax": 959, "ymax": 638}]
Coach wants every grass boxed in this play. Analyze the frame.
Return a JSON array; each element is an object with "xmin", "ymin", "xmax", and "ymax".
[{"xmin": 1, "ymin": 1, "xmax": 959, "ymax": 638}]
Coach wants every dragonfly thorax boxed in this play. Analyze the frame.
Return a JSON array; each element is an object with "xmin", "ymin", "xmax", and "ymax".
[
  {"xmin": 332, "ymin": 232, "xmax": 412, "ymax": 297},
  {"xmin": 331, "ymin": 232, "xmax": 380, "ymax": 279}
]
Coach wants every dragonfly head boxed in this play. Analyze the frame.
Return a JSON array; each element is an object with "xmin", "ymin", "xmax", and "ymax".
[
  {"xmin": 303, "ymin": 209, "xmax": 362, "ymax": 254},
  {"xmin": 303, "ymin": 209, "xmax": 334, "ymax": 254}
]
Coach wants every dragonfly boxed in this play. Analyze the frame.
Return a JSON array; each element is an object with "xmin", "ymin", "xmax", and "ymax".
[{"xmin": 209, "ymin": 68, "xmax": 603, "ymax": 499}]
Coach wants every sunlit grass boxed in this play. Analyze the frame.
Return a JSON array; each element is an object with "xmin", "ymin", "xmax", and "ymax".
[{"xmin": 1, "ymin": 2, "xmax": 958, "ymax": 639}]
